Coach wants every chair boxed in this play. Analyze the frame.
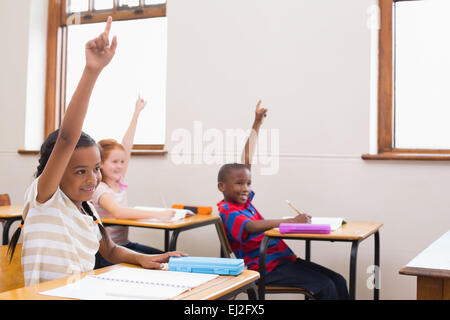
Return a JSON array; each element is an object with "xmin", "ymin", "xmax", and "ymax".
[
  {"xmin": 0, "ymin": 243, "xmax": 24, "ymax": 292},
  {"xmin": 216, "ymin": 220, "xmax": 315, "ymax": 300},
  {"xmin": 0, "ymin": 194, "xmax": 11, "ymax": 206}
]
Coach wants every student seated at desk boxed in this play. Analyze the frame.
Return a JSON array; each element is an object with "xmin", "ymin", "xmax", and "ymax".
[
  {"xmin": 92, "ymin": 96, "xmax": 175, "ymax": 268},
  {"xmin": 217, "ymin": 101, "xmax": 349, "ymax": 300},
  {"xmin": 7, "ymin": 17, "xmax": 185, "ymax": 286}
]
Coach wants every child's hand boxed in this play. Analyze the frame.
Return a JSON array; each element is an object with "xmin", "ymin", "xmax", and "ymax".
[
  {"xmin": 287, "ymin": 213, "xmax": 312, "ymax": 224},
  {"xmin": 139, "ymin": 251, "xmax": 188, "ymax": 269},
  {"xmin": 254, "ymin": 100, "xmax": 268, "ymax": 125},
  {"xmin": 135, "ymin": 96, "xmax": 147, "ymax": 113},
  {"xmin": 85, "ymin": 16, "xmax": 117, "ymax": 72},
  {"xmin": 159, "ymin": 209, "xmax": 176, "ymax": 219}
]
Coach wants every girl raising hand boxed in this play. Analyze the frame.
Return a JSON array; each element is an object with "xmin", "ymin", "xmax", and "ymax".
[{"xmin": 8, "ymin": 17, "xmax": 185, "ymax": 286}]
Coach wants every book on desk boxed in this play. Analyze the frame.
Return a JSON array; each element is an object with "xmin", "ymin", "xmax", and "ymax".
[{"xmin": 40, "ymin": 267, "xmax": 219, "ymax": 300}]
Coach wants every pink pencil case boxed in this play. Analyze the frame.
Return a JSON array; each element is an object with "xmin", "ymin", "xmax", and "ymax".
[{"xmin": 279, "ymin": 223, "xmax": 331, "ymax": 234}]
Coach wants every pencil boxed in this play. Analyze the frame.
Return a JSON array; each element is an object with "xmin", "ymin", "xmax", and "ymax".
[{"xmin": 286, "ymin": 200, "xmax": 303, "ymax": 216}]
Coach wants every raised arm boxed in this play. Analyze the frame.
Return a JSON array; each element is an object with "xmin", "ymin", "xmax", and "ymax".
[
  {"xmin": 121, "ymin": 96, "xmax": 147, "ymax": 178},
  {"xmin": 242, "ymin": 100, "xmax": 267, "ymax": 171},
  {"xmin": 37, "ymin": 17, "xmax": 117, "ymax": 203}
]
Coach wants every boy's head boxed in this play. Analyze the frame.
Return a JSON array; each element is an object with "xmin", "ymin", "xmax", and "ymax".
[{"xmin": 217, "ymin": 163, "xmax": 252, "ymax": 204}]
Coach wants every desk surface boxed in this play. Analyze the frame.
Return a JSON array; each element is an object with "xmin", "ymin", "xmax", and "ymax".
[
  {"xmin": 399, "ymin": 230, "xmax": 450, "ymax": 279},
  {"xmin": 0, "ymin": 205, "xmax": 23, "ymax": 218},
  {"xmin": 265, "ymin": 221, "xmax": 383, "ymax": 241},
  {"xmin": 101, "ymin": 214, "xmax": 220, "ymax": 229},
  {"xmin": 0, "ymin": 263, "xmax": 259, "ymax": 300}
]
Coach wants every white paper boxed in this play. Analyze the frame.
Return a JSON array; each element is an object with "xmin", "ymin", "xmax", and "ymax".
[
  {"xmin": 40, "ymin": 267, "xmax": 218, "ymax": 300},
  {"xmin": 134, "ymin": 206, "xmax": 193, "ymax": 221},
  {"xmin": 311, "ymin": 217, "xmax": 345, "ymax": 231}
]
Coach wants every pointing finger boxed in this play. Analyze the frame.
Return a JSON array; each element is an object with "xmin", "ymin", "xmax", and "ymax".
[
  {"xmin": 104, "ymin": 16, "xmax": 112, "ymax": 35},
  {"xmin": 256, "ymin": 100, "xmax": 262, "ymax": 110}
]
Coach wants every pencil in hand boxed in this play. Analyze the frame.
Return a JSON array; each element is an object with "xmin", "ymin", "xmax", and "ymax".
[{"xmin": 286, "ymin": 200, "xmax": 303, "ymax": 216}]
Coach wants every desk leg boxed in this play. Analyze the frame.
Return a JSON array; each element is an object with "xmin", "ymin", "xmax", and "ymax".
[
  {"xmin": 246, "ymin": 283, "xmax": 258, "ymax": 300},
  {"xmin": 349, "ymin": 240, "xmax": 359, "ymax": 300},
  {"xmin": 164, "ymin": 230, "xmax": 170, "ymax": 252},
  {"xmin": 258, "ymin": 236, "xmax": 270, "ymax": 301},
  {"xmin": 305, "ymin": 240, "xmax": 311, "ymax": 261},
  {"xmin": 374, "ymin": 231, "xmax": 380, "ymax": 300},
  {"xmin": 169, "ymin": 230, "xmax": 180, "ymax": 251}
]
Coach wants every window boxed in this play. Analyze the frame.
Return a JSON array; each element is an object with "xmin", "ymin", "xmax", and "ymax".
[
  {"xmin": 45, "ymin": 0, "xmax": 167, "ymax": 152},
  {"xmin": 363, "ymin": 0, "xmax": 450, "ymax": 160}
]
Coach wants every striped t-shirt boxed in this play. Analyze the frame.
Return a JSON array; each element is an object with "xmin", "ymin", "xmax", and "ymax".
[
  {"xmin": 21, "ymin": 177, "xmax": 102, "ymax": 286},
  {"xmin": 91, "ymin": 181, "xmax": 129, "ymax": 245},
  {"xmin": 218, "ymin": 191, "xmax": 296, "ymax": 274}
]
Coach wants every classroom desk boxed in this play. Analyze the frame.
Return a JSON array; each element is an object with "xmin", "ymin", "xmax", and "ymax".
[
  {"xmin": 0, "ymin": 205, "xmax": 23, "ymax": 245},
  {"xmin": 101, "ymin": 214, "xmax": 223, "ymax": 252},
  {"xmin": 259, "ymin": 221, "xmax": 383, "ymax": 300},
  {"xmin": 399, "ymin": 230, "xmax": 450, "ymax": 300},
  {"xmin": 0, "ymin": 263, "xmax": 260, "ymax": 300}
]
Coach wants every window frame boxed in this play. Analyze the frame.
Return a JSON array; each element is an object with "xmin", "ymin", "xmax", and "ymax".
[
  {"xmin": 44, "ymin": 0, "xmax": 167, "ymax": 154},
  {"xmin": 362, "ymin": 0, "xmax": 450, "ymax": 160}
]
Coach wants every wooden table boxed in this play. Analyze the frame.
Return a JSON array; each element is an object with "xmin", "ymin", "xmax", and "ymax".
[
  {"xmin": 101, "ymin": 214, "xmax": 223, "ymax": 252},
  {"xmin": 399, "ymin": 230, "xmax": 450, "ymax": 300},
  {"xmin": 0, "ymin": 205, "xmax": 23, "ymax": 245},
  {"xmin": 259, "ymin": 221, "xmax": 383, "ymax": 300},
  {"xmin": 0, "ymin": 263, "xmax": 259, "ymax": 300}
]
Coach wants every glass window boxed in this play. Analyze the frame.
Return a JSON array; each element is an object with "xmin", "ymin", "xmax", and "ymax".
[
  {"xmin": 66, "ymin": 17, "xmax": 167, "ymax": 144},
  {"xmin": 144, "ymin": 0, "xmax": 166, "ymax": 5},
  {"xmin": 93, "ymin": 0, "xmax": 114, "ymax": 11},
  {"xmin": 118, "ymin": 0, "xmax": 140, "ymax": 9},
  {"xmin": 68, "ymin": 0, "xmax": 89, "ymax": 13},
  {"xmin": 394, "ymin": 0, "xmax": 450, "ymax": 149}
]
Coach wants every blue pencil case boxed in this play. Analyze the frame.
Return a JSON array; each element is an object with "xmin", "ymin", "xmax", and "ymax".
[{"xmin": 168, "ymin": 256, "xmax": 245, "ymax": 276}]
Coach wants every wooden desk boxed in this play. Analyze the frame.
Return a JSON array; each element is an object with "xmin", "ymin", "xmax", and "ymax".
[
  {"xmin": 399, "ymin": 230, "xmax": 450, "ymax": 300},
  {"xmin": 259, "ymin": 221, "xmax": 383, "ymax": 300},
  {"xmin": 101, "ymin": 214, "xmax": 223, "ymax": 252},
  {"xmin": 0, "ymin": 263, "xmax": 259, "ymax": 300},
  {"xmin": 0, "ymin": 205, "xmax": 23, "ymax": 245}
]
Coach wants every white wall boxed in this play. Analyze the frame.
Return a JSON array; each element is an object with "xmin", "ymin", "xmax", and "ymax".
[{"xmin": 1, "ymin": 0, "xmax": 449, "ymax": 300}]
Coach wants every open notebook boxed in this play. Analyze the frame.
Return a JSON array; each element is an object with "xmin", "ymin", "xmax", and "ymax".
[
  {"xmin": 40, "ymin": 267, "xmax": 218, "ymax": 300},
  {"xmin": 310, "ymin": 217, "xmax": 346, "ymax": 231},
  {"xmin": 134, "ymin": 206, "xmax": 194, "ymax": 222}
]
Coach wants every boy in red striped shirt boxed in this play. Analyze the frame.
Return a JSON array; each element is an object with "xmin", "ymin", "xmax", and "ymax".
[{"xmin": 217, "ymin": 101, "xmax": 349, "ymax": 300}]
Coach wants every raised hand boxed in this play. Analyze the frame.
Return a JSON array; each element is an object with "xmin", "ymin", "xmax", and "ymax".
[
  {"xmin": 85, "ymin": 16, "xmax": 117, "ymax": 72},
  {"xmin": 135, "ymin": 95, "xmax": 148, "ymax": 113},
  {"xmin": 254, "ymin": 100, "xmax": 268, "ymax": 125}
]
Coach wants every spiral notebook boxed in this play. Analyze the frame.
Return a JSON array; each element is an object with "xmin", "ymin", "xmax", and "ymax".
[{"xmin": 39, "ymin": 267, "xmax": 218, "ymax": 300}]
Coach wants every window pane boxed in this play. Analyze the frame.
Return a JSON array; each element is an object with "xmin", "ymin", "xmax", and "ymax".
[
  {"xmin": 66, "ymin": 18, "xmax": 167, "ymax": 144},
  {"xmin": 68, "ymin": 0, "xmax": 89, "ymax": 13},
  {"xmin": 394, "ymin": 0, "xmax": 450, "ymax": 149},
  {"xmin": 144, "ymin": 0, "xmax": 166, "ymax": 5},
  {"xmin": 94, "ymin": 0, "xmax": 113, "ymax": 11},
  {"xmin": 118, "ymin": 0, "xmax": 140, "ymax": 8}
]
